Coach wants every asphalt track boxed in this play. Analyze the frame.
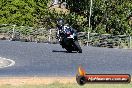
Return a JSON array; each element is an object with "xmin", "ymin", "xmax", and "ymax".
[{"xmin": 0, "ymin": 40, "xmax": 132, "ymax": 77}]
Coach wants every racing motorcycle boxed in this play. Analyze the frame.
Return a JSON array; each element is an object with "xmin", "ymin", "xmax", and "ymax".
[{"xmin": 57, "ymin": 26, "xmax": 82, "ymax": 53}]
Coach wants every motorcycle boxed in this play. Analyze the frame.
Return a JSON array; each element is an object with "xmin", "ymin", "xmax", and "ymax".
[{"xmin": 57, "ymin": 26, "xmax": 82, "ymax": 53}]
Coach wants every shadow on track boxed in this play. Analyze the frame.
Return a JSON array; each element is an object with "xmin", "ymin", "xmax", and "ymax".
[{"xmin": 52, "ymin": 50, "xmax": 77, "ymax": 53}]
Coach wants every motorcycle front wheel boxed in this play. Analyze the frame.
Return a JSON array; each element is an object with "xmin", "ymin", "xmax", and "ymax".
[{"xmin": 74, "ymin": 41, "xmax": 82, "ymax": 53}]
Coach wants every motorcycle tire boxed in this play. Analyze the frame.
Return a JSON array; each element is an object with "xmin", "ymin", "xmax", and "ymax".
[
  {"xmin": 65, "ymin": 47, "xmax": 72, "ymax": 53},
  {"xmin": 74, "ymin": 41, "xmax": 82, "ymax": 53}
]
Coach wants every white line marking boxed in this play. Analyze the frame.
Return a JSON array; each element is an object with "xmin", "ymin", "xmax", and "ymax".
[{"xmin": 0, "ymin": 57, "xmax": 15, "ymax": 68}]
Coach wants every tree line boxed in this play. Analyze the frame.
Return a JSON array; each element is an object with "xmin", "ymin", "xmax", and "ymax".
[{"xmin": 0, "ymin": 0, "xmax": 132, "ymax": 35}]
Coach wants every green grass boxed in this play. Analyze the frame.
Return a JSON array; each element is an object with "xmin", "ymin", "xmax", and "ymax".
[{"xmin": 0, "ymin": 82, "xmax": 132, "ymax": 88}]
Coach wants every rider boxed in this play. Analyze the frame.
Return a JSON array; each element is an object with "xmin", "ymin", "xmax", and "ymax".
[
  {"xmin": 56, "ymin": 18, "xmax": 77, "ymax": 39},
  {"xmin": 56, "ymin": 18, "xmax": 65, "ymax": 40},
  {"xmin": 56, "ymin": 19, "xmax": 77, "ymax": 44}
]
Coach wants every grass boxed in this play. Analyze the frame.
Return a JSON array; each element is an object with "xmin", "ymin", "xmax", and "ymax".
[{"xmin": 0, "ymin": 82, "xmax": 132, "ymax": 88}]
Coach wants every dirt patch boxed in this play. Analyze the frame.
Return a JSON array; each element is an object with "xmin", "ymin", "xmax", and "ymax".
[{"xmin": 0, "ymin": 77, "xmax": 76, "ymax": 86}]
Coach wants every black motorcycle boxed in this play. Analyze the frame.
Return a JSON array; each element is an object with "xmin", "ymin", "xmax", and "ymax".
[{"xmin": 58, "ymin": 26, "xmax": 82, "ymax": 53}]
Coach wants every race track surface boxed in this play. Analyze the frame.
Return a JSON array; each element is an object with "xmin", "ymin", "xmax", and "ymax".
[{"xmin": 0, "ymin": 40, "xmax": 132, "ymax": 76}]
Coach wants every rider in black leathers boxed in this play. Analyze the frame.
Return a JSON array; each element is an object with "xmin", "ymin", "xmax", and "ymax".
[{"xmin": 56, "ymin": 19, "xmax": 77, "ymax": 47}]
